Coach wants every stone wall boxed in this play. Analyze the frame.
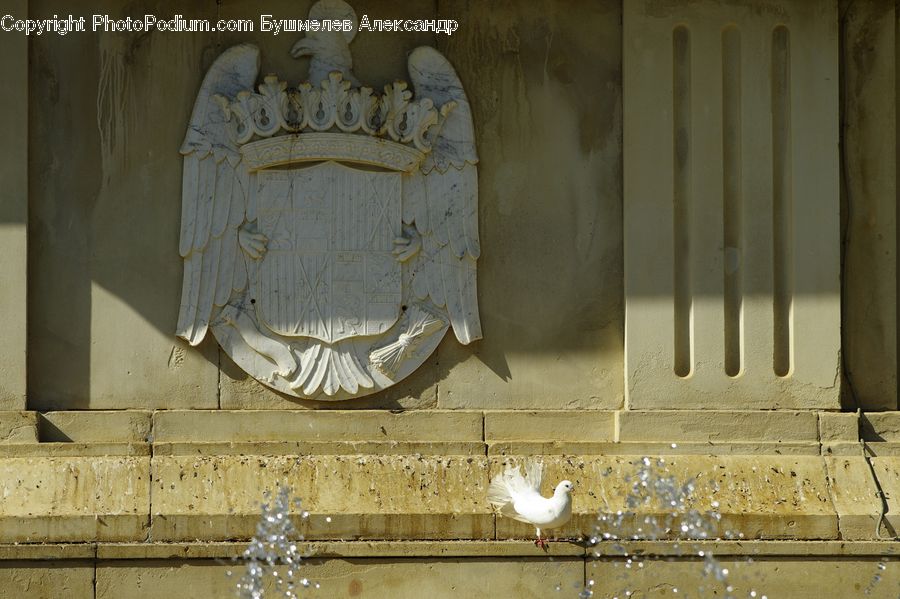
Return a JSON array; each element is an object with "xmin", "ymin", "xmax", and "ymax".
[{"xmin": 1, "ymin": 0, "xmax": 899, "ymax": 597}]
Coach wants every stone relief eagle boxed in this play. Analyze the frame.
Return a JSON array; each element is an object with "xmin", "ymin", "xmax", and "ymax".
[{"xmin": 175, "ymin": 0, "xmax": 480, "ymax": 400}]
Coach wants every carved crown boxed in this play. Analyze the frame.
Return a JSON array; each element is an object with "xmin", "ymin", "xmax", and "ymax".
[{"xmin": 216, "ymin": 72, "xmax": 455, "ymax": 159}]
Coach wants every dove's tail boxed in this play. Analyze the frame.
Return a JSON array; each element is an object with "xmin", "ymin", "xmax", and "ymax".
[{"xmin": 487, "ymin": 461, "xmax": 543, "ymax": 509}]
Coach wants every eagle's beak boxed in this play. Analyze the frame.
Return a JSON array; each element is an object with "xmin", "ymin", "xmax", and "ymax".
[{"xmin": 290, "ymin": 38, "xmax": 313, "ymax": 58}]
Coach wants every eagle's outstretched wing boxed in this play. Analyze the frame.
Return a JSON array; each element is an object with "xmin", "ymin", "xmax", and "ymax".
[
  {"xmin": 176, "ymin": 44, "xmax": 260, "ymax": 346},
  {"xmin": 406, "ymin": 46, "xmax": 482, "ymax": 344}
]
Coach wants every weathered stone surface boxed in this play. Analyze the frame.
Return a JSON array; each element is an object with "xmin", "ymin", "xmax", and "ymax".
[
  {"xmin": 0, "ymin": 0, "xmax": 27, "ymax": 410},
  {"xmin": 624, "ymin": 0, "xmax": 841, "ymax": 410},
  {"xmin": 0, "ymin": 412, "xmax": 38, "ymax": 443},
  {"xmin": 94, "ymin": 540, "xmax": 584, "ymax": 560},
  {"xmin": 586, "ymin": 555, "xmax": 899, "ymax": 599},
  {"xmin": 39, "ymin": 411, "xmax": 151, "ymax": 443},
  {"xmin": 824, "ymin": 457, "xmax": 882, "ymax": 540},
  {"xmin": 433, "ymin": 0, "xmax": 624, "ymax": 410},
  {"xmin": 869, "ymin": 457, "xmax": 900, "ymax": 534},
  {"xmin": 820, "ymin": 412, "xmax": 863, "ymax": 456},
  {"xmin": 485, "ymin": 411, "xmax": 615, "ymax": 443},
  {"xmin": 0, "ymin": 561, "xmax": 94, "ymax": 599},
  {"xmin": 819, "ymin": 412, "xmax": 860, "ymax": 442},
  {"xmin": 0, "ymin": 442, "xmax": 149, "ymax": 458},
  {"xmin": 842, "ymin": 0, "xmax": 898, "ymax": 411},
  {"xmin": 617, "ymin": 410, "xmax": 819, "ymax": 443},
  {"xmin": 152, "ymin": 410, "xmax": 483, "ymax": 444},
  {"xmin": 150, "ymin": 454, "xmax": 492, "ymax": 541},
  {"xmin": 492, "ymin": 456, "xmax": 838, "ymax": 540},
  {"xmin": 0, "ymin": 457, "xmax": 149, "ymax": 542},
  {"xmin": 863, "ymin": 412, "xmax": 900, "ymax": 441},
  {"xmin": 96, "ymin": 557, "xmax": 583, "ymax": 599},
  {"xmin": 28, "ymin": 0, "xmax": 220, "ymax": 410}
]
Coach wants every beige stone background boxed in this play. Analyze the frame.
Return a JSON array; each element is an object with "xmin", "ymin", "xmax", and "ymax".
[
  {"xmin": 25, "ymin": 0, "xmax": 623, "ymax": 412},
  {"xmin": 4, "ymin": 0, "xmax": 900, "ymax": 597}
]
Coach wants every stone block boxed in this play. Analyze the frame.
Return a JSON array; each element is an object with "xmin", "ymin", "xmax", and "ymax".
[
  {"xmin": 96, "ymin": 557, "xmax": 583, "ymax": 599},
  {"xmin": 586, "ymin": 555, "xmax": 899, "ymax": 599},
  {"xmin": 149, "ymin": 454, "xmax": 492, "ymax": 541},
  {"xmin": 0, "ymin": 456, "xmax": 149, "ymax": 542},
  {"xmin": 151, "ymin": 410, "xmax": 483, "ymax": 450},
  {"xmin": 0, "ymin": 561, "xmax": 94, "ymax": 599},
  {"xmin": 485, "ymin": 411, "xmax": 615, "ymax": 442},
  {"xmin": 39, "ymin": 410, "xmax": 151, "ymax": 443},
  {"xmin": 0, "ymin": 412, "xmax": 38, "ymax": 443},
  {"xmin": 869, "ymin": 457, "xmax": 900, "ymax": 535},
  {"xmin": 484, "ymin": 411, "xmax": 615, "ymax": 455},
  {"xmin": 820, "ymin": 412, "xmax": 862, "ymax": 456},
  {"xmin": 617, "ymin": 410, "xmax": 819, "ymax": 443},
  {"xmin": 819, "ymin": 412, "xmax": 860, "ymax": 442},
  {"xmin": 862, "ymin": 412, "xmax": 900, "ymax": 441},
  {"xmin": 824, "ymin": 457, "xmax": 883, "ymax": 540}
]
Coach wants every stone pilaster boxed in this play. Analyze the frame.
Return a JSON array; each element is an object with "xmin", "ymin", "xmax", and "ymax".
[
  {"xmin": 624, "ymin": 0, "xmax": 841, "ymax": 409},
  {"xmin": 0, "ymin": 0, "xmax": 28, "ymax": 409}
]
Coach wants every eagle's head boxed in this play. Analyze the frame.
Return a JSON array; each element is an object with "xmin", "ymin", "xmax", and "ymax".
[{"xmin": 290, "ymin": 0, "xmax": 358, "ymax": 86}]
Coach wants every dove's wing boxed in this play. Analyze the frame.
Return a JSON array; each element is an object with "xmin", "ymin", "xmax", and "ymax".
[
  {"xmin": 406, "ymin": 46, "xmax": 482, "ymax": 344},
  {"xmin": 176, "ymin": 44, "xmax": 259, "ymax": 345},
  {"xmin": 487, "ymin": 463, "xmax": 547, "ymax": 524},
  {"xmin": 523, "ymin": 460, "xmax": 543, "ymax": 493}
]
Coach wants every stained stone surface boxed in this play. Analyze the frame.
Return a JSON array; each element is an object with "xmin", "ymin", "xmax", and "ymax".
[{"xmin": 624, "ymin": 0, "xmax": 841, "ymax": 410}]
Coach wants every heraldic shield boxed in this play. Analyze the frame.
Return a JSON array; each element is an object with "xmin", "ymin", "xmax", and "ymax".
[
  {"xmin": 174, "ymin": 0, "xmax": 482, "ymax": 400},
  {"xmin": 254, "ymin": 164, "xmax": 402, "ymax": 344}
]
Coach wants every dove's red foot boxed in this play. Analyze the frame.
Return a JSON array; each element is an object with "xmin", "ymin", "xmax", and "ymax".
[{"xmin": 534, "ymin": 537, "xmax": 550, "ymax": 550}]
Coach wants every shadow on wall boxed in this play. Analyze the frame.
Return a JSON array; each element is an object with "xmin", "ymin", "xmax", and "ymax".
[{"xmin": 25, "ymin": 0, "xmax": 624, "ymax": 410}]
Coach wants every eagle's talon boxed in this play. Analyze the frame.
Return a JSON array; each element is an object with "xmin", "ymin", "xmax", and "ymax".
[
  {"xmin": 392, "ymin": 225, "xmax": 421, "ymax": 262},
  {"xmin": 239, "ymin": 225, "xmax": 269, "ymax": 260}
]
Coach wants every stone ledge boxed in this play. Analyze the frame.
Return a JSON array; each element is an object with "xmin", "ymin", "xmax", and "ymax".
[
  {"xmin": 863, "ymin": 412, "xmax": 900, "ymax": 441},
  {"xmin": 870, "ymin": 457, "xmax": 900, "ymax": 534},
  {"xmin": 0, "ymin": 447, "xmax": 894, "ymax": 545},
  {"xmin": 0, "ymin": 540, "xmax": 897, "ymax": 561},
  {"xmin": 0, "ymin": 456, "xmax": 149, "ymax": 542},
  {"xmin": 819, "ymin": 412, "xmax": 860, "ymax": 442},
  {"xmin": 39, "ymin": 411, "xmax": 151, "ymax": 443},
  {"xmin": 0, "ymin": 411, "xmax": 37, "ymax": 443},
  {"xmin": 0, "ymin": 442, "xmax": 150, "ymax": 457},
  {"xmin": 824, "ymin": 457, "xmax": 883, "ymax": 540},
  {"xmin": 94, "ymin": 555, "xmax": 583, "ymax": 599},
  {"xmin": 484, "ymin": 410, "xmax": 615, "ymax": 443},
  {"xmin": 152, "ymin": 410, "xmax": 484, "ymax": 444},
  {"xmin": 492, "ymin": 455, "xmax": 840, "ymax": 540},
  {"xmin": 0, "ymin": 453, "xmax": 892, "ymax": 544},
  {"xmin": 487, "ymin": 441, "xmax": 822, "ymax": 456},
  {"xmin": 617, "ymin": 410, "xmax": 820, "ymax": 443},
  {"xmin": 0, "ymin": 410, "xmax": 888, "ymax": 456},
  {"xmin": 149, "ymin": 454, "xmax": 492, "ymax": 541},
  {"xmin": 152, "ymin": 441, "xmax": 485, "ymax": 456}
]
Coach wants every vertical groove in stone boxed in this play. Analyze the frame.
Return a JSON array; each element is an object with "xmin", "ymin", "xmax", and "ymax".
[
  {"xmin": 723, "ymin": 26, "xmax": 743, "ymax": 377},
  {"xmin": 673, "ymin": 25, "xmax": 693, "ymax": 378},
  {"xmin": 772, "ymin": 25, "xmax": 793, "ymax": 377}
]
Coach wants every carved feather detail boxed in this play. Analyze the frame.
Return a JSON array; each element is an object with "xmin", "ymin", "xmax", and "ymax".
[{"xmin": 370, "ymin": 305, "xmax": 447, "ymax": 379}]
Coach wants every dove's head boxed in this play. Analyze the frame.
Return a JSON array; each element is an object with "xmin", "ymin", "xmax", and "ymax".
[{"xmin": 554, "ymin": 480, "xmax": 574, "ymax": 497}]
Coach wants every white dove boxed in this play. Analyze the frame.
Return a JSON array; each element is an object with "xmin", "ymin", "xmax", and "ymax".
[{"xmin": 487, "ymin": 461, "xmax": 574, "ymax": 549}]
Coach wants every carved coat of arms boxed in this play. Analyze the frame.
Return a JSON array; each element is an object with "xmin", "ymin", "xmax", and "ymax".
[{"xmin": 175, "ymin": 0, "xmax": 481, "ymax": 400}]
